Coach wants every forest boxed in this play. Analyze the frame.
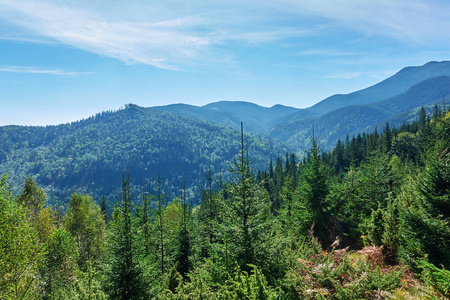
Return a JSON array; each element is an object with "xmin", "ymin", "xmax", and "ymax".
[
  {"xmin": 0, "ymin": 104, "xmax": 286, "ymax": 206},
  {"xmin": 1, "ymin": 106, "xmax": 449, "ymax": 299}
]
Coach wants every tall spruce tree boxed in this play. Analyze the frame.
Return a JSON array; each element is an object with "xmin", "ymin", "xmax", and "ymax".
[
  {"xmin": 105, "ymin": 172, "xmax": 148, "ymax": 299},
  {"xmin": 226, "ymin": 123, "xmax": 272, "ymax": 272},
  {"xmin": 174, "ymin": 182, "xmax": 191, "ymax": 278},
  {"xmin": 297, "ymin": 131, "xmax": 331, "ymax": 246}
]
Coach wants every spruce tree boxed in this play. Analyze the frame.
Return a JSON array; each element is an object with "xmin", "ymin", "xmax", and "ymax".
[
  {"xmin": 226, "ymin": 123, "xmax": 272, "ymax": 272},
  {"xmin": 297, "ymin": 132, "xmax": 331, "ymax": 246},
  {"xmin": 174, "ymin": 182, "xmax": 191, "ymax": 278},
  {"xmin": 105, "ymin": 172, "xmax": 148, "ymax": 299}
]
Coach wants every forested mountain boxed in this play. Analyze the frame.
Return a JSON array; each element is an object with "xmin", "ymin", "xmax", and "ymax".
[
  {"xmin": 307, "ymin": 60, "xmax": 450, "ymax": 114},
  {"xmin": 1, "ymin": 105, "xmax": 449, "ymax": 299},
  {"xmin": 155, "ymin": 101, "xmax": 302, "ymax": 134},
  {"xmin": 154, "ymin": 61, "xmax": 450, "ymax": 151},
  {"xmin": 0, "ymin": 104, "xmax": 287, "ymax": 207},
  {"xmin": 2, "ymin": 61, "xmax": 449, "ymax": 210},
  {"xmin": 271, "ymin": 75, "xmax": 450, "ymax": 150}
]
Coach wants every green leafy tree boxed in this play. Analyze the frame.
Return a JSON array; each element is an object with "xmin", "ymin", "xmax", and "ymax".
[
  {"xmin": 42, "ymin": 227, "xmax": 79, "ymax": 298},
  {"xmin": 64, "ymin": 193, "xmax": 107, "ymax": 271},
  {"xmin": 0, "ymin": 174, "xmax": 44, "ymax": 300}
]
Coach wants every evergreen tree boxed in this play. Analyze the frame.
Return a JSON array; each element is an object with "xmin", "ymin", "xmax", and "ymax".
[
  {"xmin": 156, "ymin": 170, "xmax": 166, "ymax": 276},
  {"xmin": 225, "ymin": 123, "xmax": 272, "ymax": 272},
  {"xmin": 399, "ymin": 113, "xmax": 450, "ymax": 269},
  {"xmin": 105, "ymin": 172, "xmax": 148, "ymax": 299},
  {"xmin": 382, "ymin": 122, "xmax": 392, "ymax": 154},
  {"xmin": 174, "ymin": 182, "xmax": 191, "ymax": 278},
  {"xmin": 297, "ymin": 133, "xmax": 331, "ymax": 246}
]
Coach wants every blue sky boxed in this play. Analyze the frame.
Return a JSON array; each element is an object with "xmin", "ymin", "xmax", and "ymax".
[{"xmin": 1, "ymin": 0, "xmax": 450, "ymax": 126}]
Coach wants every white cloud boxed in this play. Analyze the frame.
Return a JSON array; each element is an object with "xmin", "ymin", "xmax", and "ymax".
[
  {"xmin": 0, "ymin": 1, "xmax": 319, "ymax": 70},
  {"xmin": 0, "ymin": 0, "xmax": 449, "ymax": 71},
  {"xmin": 0, "ymin": 66, "xmax": 93, "ymax": 76},
  {"xmin": 280, "ymin": 0, "xmax": 450, "ymax": 43}
]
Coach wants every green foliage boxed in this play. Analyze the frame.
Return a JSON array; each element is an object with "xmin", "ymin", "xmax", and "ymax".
[
  {"xmin": 2, "ymin": 103, "xmax": 450, "ymax": 299},
  {"xmin": 163, "ymin": 265, "xmax": 281, "ymax": 300},
  {"xmin": 104, "ymin": 173, "xmax": 149, "ymax": 299},
  {"xmin": 18, "ymin": 176, "xmax": 46, "ymax": 219},
  {"xmin": 0, "ymin": 174, "xmax": 44, "ymax": 300},
  {"xmin": 297, "ymin": 135, "xmax": 330, "ymax": 246},
  {"xmin": 398, "ymin": 141, "xmax": 450, "ymax": 269},
  {"xmin": 42, "ymin": 227, "xmax": 79, "ymax": 298},
  {"xmin": 287, "ymin": 247, "xmax": 404, "ymax": 299},
  {"xmin": 64, "ymin": 193, "xmax": 107, "ymax": 271},
  {"xmin": 420, "ymin": 261, "xmax": 450, "ymax": 299},
  {"xmin": 221, "ymin": 125, "xmax": 273, "ymax": 273},
  {"xmin": 72, "ymin": 261, "xmax": 108, "ymax": 300}
]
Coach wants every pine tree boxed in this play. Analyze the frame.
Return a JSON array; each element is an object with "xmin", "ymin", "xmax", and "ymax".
[
  {"xmin": 297, "ymin": 132, "xmax": 331, "ymax": 246},
  {"xmin": 226, "ymin": 123, "xmax": 272, "ymax": 272},
  {"xmin": 174, "ymin": 182, "xmax": 191, "ymax": 278},
  {"xmin": 382, "ymin": 122, "xmax": 392, "ymax": 154},
  {"xmin": 105, "ymin": 172, "xmax": 148, "ymax": 299},
  {"xmin": 399, "ymin": 114, "xmax": 450, "ymax": 269},
  {"xmin": 156, "ymin": 170, "xmax": 166, "ymax": 276}
]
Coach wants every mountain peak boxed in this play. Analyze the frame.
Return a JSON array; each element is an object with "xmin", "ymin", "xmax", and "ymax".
[{"xmin": 308, "ymin": 60, "xmax": 450, "ymax": 115}]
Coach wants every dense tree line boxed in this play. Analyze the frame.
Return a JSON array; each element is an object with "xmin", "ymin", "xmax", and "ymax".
[
  {"xmin": 0, "ymin": 104, "xmax": 286, "ymax": 208},
  {"xmin": 1, "ymin": 108, "xmax": 449, "ymax": 299}
]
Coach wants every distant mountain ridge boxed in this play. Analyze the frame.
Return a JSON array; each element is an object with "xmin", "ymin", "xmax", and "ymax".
[
  {"xmin": 271, "ymin": 75, "xmax": 450, "ymax": 150},
  {"xmin": 1, "ymin": 60, "xmax": 449, "ymax": 206},
  {"xmin": 155, "ymin": 101, "xmax": 301, "ymax": 134},
  {"xmin": 307, "ymin": 60, "xmax": 450, "ymax": 115},
  {"xmin": 154, "ymin": 61, "xmax": 450, "ymax": 150}
]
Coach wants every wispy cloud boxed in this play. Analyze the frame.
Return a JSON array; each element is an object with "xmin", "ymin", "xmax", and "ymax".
[
  {"xmin": 0, "ymin": 66, "xmax": 93, "ymax": 76},
  {"xmin": 281, "ymin": 0, "xmax": 450, "ymax": 43},
  {"xmin": 0, "ymin": 0, "xmax": 449, "ymax": 71},
  {"xmin": 323, "ymin": 72, "xmax": 362, "ymax": 79},
  {"xmin": 294, "ymin": 49, "xmax": 361, "ymax": 56},
  {"xmin": 0, "ymin": 1, "xmax": 320, "ymax": 70}
]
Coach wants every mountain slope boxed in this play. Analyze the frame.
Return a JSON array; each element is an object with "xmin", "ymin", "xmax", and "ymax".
[
  {"xmin": 0, "ymin": 104, "xmax": 287, "ymax": 206},
  {"xmin": 271, "ymin": 75, "xmax": 450, "ymax": 150},
  {"xmin": 307, "ymin": 61, "xmax": 450, "ymax": 115},
  {"xmin": 155, "ymin": 101, "xmax": 303, "ymax": 134}
]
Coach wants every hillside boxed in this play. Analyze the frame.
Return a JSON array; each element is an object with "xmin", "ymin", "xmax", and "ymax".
[
  {"xmin": 2, "ymin": 61, "xmax": 450, "ymax": 205},
  {"xmin": 155, "ymin": 101, "xmax": 302, "ymax": 134},
  {"xmin": 271, "ymin": 75, "xmax": 450, "ymax": 150},
  {"xmin": 307, "ymin": 60, "xmax": 450, "ymax": 115},
  {"xmin": 154, "ymin": 61, "xmax": 450, "ymax": 151},
  {"xmin": 0, "ymin": 104, "xmax": 287, "ymax": 206}
]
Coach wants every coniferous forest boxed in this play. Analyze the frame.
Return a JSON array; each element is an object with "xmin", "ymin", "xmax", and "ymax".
[{"xmin": 1, "ymin": 106, "xmax": 450, "ymax": 299}]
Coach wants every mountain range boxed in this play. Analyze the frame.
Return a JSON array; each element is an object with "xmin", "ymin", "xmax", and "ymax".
[
  {"xmin": 156, "ymin": 61, "xmax": 450, "ymax": 150},
  {"xmin": 1, "ymin": 60, "xmax": 449, "ymax": 206}
]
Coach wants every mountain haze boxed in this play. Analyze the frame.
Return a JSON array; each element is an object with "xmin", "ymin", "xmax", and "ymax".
[
  {"xmin": 154, "ymin": 61, "xmax": 450, "ymax": 150},
  {"xmin": 271, "ymin": 74, "xmax": 450, "ymax": 150},
  {"xmin": 156, "ymin": 101, "xmax": 301, "ymax": 134},
  {"xmin": 307, "ymin": 61, "xmax": 450, "ymax": 115}
]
